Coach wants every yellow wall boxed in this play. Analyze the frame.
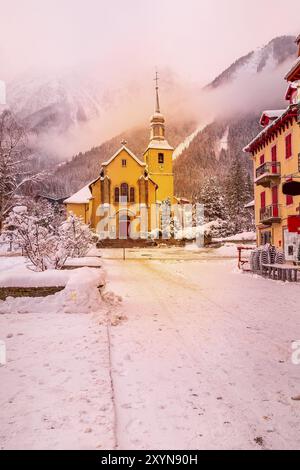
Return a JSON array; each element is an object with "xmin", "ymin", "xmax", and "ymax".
[
  {"xmin": 89, "ymin": 148, "xmax": 159, "ymax": 236},
  {"xmin": 66, "ymin": 203, "xmax": 89, "ymax": 224},
  {"xmin": 253, "ymin": 118, "xmax": 300, "ymax": 250},
  {"xmin": 144, "ymin": 148, "xmax": 174, "ymax": 202}
]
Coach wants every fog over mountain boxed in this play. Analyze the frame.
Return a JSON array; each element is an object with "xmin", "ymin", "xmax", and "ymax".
[{"xmin": 5, "ymin": 34, "xmax": 296, "ymax": 166}]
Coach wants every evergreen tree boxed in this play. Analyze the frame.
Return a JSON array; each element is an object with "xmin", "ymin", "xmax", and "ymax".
[
  {"xmin": 199, "ymin": 176, "xmax": 226, "ymax": 222},
  {"xmin": 225, "ymin": 158, "xmax": 254, "ymax": 234}
]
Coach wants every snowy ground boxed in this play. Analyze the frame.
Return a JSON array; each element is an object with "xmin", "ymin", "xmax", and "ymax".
[
  {"xmin": 0, "ymin": 257, "xmax": 117, "ymax": 450},
  {"xmin": 105, "ymin": 253, "xmax": 300, "ymax": 450},
  {"xmin": 1, "ymin": 248, "xmax": 300, "ymax": 450}
]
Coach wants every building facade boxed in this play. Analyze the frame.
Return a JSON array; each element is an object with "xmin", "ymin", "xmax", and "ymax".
[
  {"xmin": 64, "ymin": 80, "xmax": 180, "ymax": 239},
  {"xmin": 244, "ymin": 35, "xmax": 300, "ymax": 262}
]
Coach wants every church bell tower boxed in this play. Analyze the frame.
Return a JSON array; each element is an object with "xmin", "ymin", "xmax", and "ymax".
[{"xmin": 144, "ymin": 72, "xmax": 174, "ymax": 203}]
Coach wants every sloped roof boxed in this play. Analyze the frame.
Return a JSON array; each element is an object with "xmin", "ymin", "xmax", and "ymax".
[
  {"xmin": 244, "ymin": 104, "xmax": 297, "ymax": 154},
  {"xmin": 64, "ymin": 184, "xmax": 92, "ymax": 204},
  {"xmin": 260, "ymin": 109, "xmax": 285, "ymax": 126},
  {"xmin": 102, "ymin": 145, "xmax": 146, "ymax": 167},
  {"xmin": 144, "ymin": 139, "xmax": 174, "ymax": 153},
  {"xmin": 285, "ymin": 56, "xmax": 300, "ymax": 82}
]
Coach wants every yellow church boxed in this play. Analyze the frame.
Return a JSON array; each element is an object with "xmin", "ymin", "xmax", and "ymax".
[{"xmin": 64, "ymin": 78, "xmax": 183, "ymax": 239}]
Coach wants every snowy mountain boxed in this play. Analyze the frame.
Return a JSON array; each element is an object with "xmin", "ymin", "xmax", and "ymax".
[
  {"xmin": 7, "ymin": 72, "xmax": 114, "ymax": 134},
  {"xmin": 206, "ymin": 35, "xmax": 296, "ymax": 89}
]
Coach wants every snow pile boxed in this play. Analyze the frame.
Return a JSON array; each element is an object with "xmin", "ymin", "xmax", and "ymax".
[
  {"xmin": 185, "ymin": 242, "xmax": 250, "ymax": 257},
  {"xmin": 0, "ymin": 267, "xmax": 105, "ymax": 315},
  {"xmin": 213, "ymin": 231, "xmax": 256, "ymax": 243},
  {"xmin": 0, "ymin": 267, "xmax": 72, "ymax": 288},
  {"xmin": 64, "ymin": 257, "xmax": 102, "ymax": 268}
]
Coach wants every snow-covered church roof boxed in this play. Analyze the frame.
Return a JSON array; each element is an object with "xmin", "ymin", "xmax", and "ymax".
[
  {"xmin": 64, "ymin": 184, "xmax": 92, "ymax": 204},
  {"xmin": 144, "ymin": 139, "xmax": 174, "ymax": 153},
  {"xmin": 102, "ymin": 145, "xmax": 146, "ymax": 167}
]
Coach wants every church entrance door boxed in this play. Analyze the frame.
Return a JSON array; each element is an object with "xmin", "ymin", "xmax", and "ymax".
[{"xmin": 119, "ymin": 214, "xmax": 131, "ymax": 239}]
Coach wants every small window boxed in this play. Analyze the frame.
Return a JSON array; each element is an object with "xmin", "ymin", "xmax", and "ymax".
[
  {"xmin": 260, "ymin": 154, "xmax": 265, "ymax": 165},
  {"xmin": 158, "ymin": 153, "xmax": 164, "ymax": 164},
  {"xmin": 130, "ymin": 187, "xmax": 135, "ymax": 203},
  {"xmin": 122, "ymin": 159, "xmax": 127, "ymax": 167},
  {"xmin": 114, "ymin": 187, "xmax": 120, "ymax": 203},
  {"xmin": 285, "ymin": 134, "xmax": 292, "ymax": 159},
  {"xmin": 286, "ymin": 194, "xmax": 293, "ymax": 206}
]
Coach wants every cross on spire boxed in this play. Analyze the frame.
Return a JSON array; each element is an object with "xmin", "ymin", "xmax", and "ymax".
[{"xmin": 154, "ymin": 70, "xmax": 160, "ymax": 113}]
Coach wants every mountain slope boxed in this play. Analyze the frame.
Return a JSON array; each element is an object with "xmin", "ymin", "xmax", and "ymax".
[
  {"xmin": 45, "ymin": 119, "xmax": 197, "ymax": 197},
  {"xmin": 207, "ymin": 35, "xmax": 296, "ymax": 89}
]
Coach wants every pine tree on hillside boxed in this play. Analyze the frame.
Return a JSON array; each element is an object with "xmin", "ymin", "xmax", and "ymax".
[
  {"xmin": 225, "ymin": 158, "xmax": 254, "ymax": 234},
  {"xmin": 199, "ymin": 176, "xmax": 225, "ymax": 222}
]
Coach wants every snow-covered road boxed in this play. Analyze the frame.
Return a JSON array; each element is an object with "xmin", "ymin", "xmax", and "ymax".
[{"xmin": 106, "ymin": 256, "xmax": 300, "ymax": 450}]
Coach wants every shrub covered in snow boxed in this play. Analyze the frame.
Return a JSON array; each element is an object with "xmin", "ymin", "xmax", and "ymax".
[{"xmin": 5, "ymin": 208, "xmax": 94, "ymax": 271}]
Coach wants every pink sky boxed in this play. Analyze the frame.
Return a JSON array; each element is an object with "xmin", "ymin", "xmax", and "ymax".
[{"xmin": 0, "ymin": 0, "xmax": 299, "ymax": 84}]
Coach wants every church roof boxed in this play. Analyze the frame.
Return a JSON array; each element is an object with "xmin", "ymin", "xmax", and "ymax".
[
  {"xmin": 64, "ymin": 184, "xmax": 92, "ymax": 204},
  {"xmin": 102, "ymin": 145, "xmax": 146, "ymax": 167},
  {"xmin": 144, "ymin": 139, "xmax": 174, "ymax": 153}
]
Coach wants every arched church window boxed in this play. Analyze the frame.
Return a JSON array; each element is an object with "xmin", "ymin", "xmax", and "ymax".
[
  {"xmin": 120, "ymin": 183, "xmax": 129, "ymax": 201},
  {"xmin": 114, "ymin": 187, "xmax": 120, "ymax": 203},
  {"xmin": 130, "ymin": 187, "xmax": 135, "ymax": 203}
]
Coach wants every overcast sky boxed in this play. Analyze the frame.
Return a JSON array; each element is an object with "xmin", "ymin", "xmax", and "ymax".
[{"xmin": 0, "ymin": 0, "xmax": 299, "ymax": 84}]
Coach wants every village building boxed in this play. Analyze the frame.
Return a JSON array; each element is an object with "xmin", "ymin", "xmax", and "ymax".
[
  {"xmin": 244, "ymin": 35, "xmax": 300, "ymax": 262},
  {"xmin": 64, "ymin": 77, "xmax": 183, "ymax": 239}
]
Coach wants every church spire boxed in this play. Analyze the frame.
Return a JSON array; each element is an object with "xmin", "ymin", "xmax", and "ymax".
[
  {"xmin": 154, "ymin": 71, "xmax": 160, "ymax": 113},
  {"xmin": 150, "ymin": 70, "xmax": 165, "ymax": 142}
]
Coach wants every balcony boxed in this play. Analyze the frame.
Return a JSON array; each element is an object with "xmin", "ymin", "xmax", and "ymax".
[
  {"xmin": 255, "ymin": 162, "xmax": 281, "ymax": 187},
  {"xmin": 260, "ymin": 204, "xmax": 281, "ymax": 225}
]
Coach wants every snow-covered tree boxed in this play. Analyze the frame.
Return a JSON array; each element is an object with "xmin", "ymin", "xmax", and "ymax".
[
  {"xmin": 199, "ymin": 176, "xmax": 226, "ymax": 222},
  {"xmin": 5, "ymin": 208, "xmax": 94, "ymax": 271},
  {"xmin": 224, "ymin": 158, "xmax": 254, "ymax": 234},
  {"xmin": 5, "ymin": 207, "xmax": 59, "ymax": 271},
  {"xmin": 58, "ymin": 213, "xmax": 94, "ymax": 258},
  {"xmin": 0, "ymin": 110, "xmax": 44, "ymax": 232}
]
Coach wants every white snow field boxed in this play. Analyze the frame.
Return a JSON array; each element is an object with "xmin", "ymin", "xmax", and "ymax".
[
  {"xmin": 1, "ymin": 248, "xmax": 300, "ymax": 450},
  {"xmin": 0, "ymin": 257, "xmax": 117, "ymax": 450},
  {"xmin": 105, "ymin": 253, "xmax": 300, "ymax": 450}
]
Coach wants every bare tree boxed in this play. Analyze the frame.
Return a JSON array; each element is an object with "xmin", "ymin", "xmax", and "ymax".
[{"xmin": 0, "ymin": 110, "xmax": 43, "ymax": 231}]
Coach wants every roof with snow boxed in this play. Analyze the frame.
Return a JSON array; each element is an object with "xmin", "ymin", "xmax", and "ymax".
[
  {"xmin": 64, "ymin": 184, "xmax": 92, "ymax": 204},
  {"xmin": 144, "ymin": 139, "xmax": 174, "ymax": 153},
  {"xmin": 260, "ymin": 109, "xmax": 285, "ymax": 127},
  {"xmin": 244, "ymin": 104, "xmax": 298, "ymax": 154},
  {"xmin": 102, "ymin": 145, "xmax": 146, "ymax": 167},
  {"xmin": 285, "ymin": 56, "xmax": 300, "ymax": 82},
  {"xmin": 285, "ymin": 83, "xmax": 297, "ymax": 101},
  {"xmin": 244, "ymin": 200, "xmax": 255, "ymax": 209}
]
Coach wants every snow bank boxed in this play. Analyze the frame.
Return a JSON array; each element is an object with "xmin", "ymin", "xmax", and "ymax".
[
  {"xmin": 0, "ymin": 267, "xmax": 72, "ymax": 288},
  {"xmin": 185, "ymin": 242, "xmax": 254, "ymax": 257},
  {"xmin": 64, "ymin": 257, "xmax": 102, "ymax": 268},
  {"xmin": 213, "ymin": 231, "xmax": 256, "ymax": 243},
  {"xmin": 0, "ymin": 264, "xmax": 106, "ymax": 315}
]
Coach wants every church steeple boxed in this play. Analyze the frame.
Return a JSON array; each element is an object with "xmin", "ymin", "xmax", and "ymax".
[
  {"xmin": 155, "ymin": 71, "xmax": 160, "ymax": 113},
  {"xmin": 150, "ymin": 71, "xmax": 165, "ymax": 142}
]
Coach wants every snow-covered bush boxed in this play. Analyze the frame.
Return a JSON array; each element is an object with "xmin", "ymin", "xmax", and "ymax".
[
  {"xmin": 5, "ymin": 207, "xmax": 59, "ymax": 271},
  {"xmin": 5, "ymin": 209, "xmax": 94, "ymax": 271},
  {"xmin": 58, "ymin": 213, "xmax": 94, "ymax": 258}
]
